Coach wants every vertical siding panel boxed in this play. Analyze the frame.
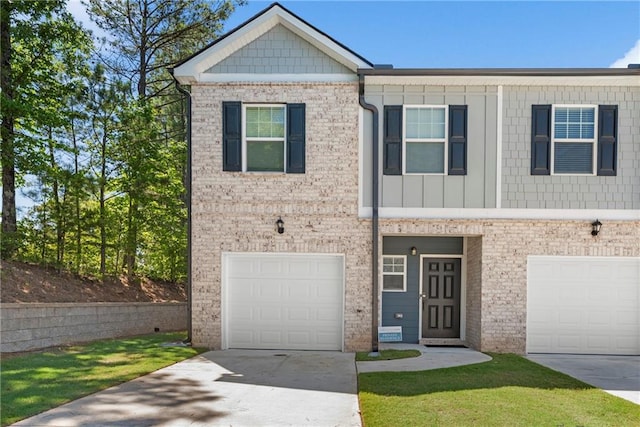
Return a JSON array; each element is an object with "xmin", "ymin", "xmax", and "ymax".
[
  {"xmin": 484, "ymin": 94, "xmax": 498, "ymax": 208},
  {"xmin": 423, "ymin": 176, "xmax": 445, "ymax": 208},
  {"xmin": 465, "ymin": 96, "xmax": 486, "ymax": 207},
  {"xmin": 444, "ymin": 176, "xmax": 465, "ymax": 208},
  {"xmin": 382, "ymin": 176, "xmax": 403, "ymax": 207},
  {"xmin": 403, "ymin": 175, "xmax": 424, "ymax": 207}
]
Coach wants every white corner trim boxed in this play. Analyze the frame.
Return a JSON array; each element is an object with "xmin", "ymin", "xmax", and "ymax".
[
  {"xmin": 496, "ymin": 85, "xmax": 503, "ymax": 209},
  {"xmin": 196, "ymin": 73, "xmax": 359, "ymax": 83},
  {"xmin": 359, "ymin": 207, "xmax": 640, "ymax": 221}
]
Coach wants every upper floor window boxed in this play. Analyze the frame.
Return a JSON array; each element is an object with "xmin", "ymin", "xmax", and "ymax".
[
  {"xmin": 382, "ymin": 255, "xmax": 406, "ymax": 292},
  {"xmin": 553, "ymin": 106, "xmax": 596, "ymax": 174},
  {"xmin": 531, "ymin": 104, "xmax": 617, "ymax": 176},
  {"xmin": 383, "ymin": 104, "xmax": 467, "ymax": 176},
  {"xmin": 245, "ymin": 105, "xmax": 286, "ymax": 172},
  {"xmin": 222, "ymin": 102, "xmax": 305, "ymax": 173},
  {"xmin": 404, "ymin": 106, "xmax": 447, "ymax": 174}
]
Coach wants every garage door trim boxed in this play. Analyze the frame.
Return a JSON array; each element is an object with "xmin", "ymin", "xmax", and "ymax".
[{"xmin": 221, "ymin": 252, "xmax": 346, "ymax": 350}]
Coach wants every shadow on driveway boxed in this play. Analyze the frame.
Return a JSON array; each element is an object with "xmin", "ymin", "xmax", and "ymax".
[{"xmin": 14, "ymin": 350, "xmax": 361, "ymax": 427}]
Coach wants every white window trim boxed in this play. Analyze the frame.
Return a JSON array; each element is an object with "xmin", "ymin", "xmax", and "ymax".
[
  {"xmin": 402, "ymin": 104, "xmax": 449, "ymax": 175},
  {"xmin": 382, "ymin": 255, "xmax": 407, "ymax": 292},
  {"xmin": 551, "ymin": 104, "xmax": 598, "ymax": 176},
  {"xmin": 242, "ymin": 103, "xmax": 287, "ymax": 173}
]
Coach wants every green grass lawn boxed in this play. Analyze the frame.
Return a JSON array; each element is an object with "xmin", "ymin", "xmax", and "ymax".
[
  {"xmin": 0, "ymin": 332, "xmax": 205, "ymax": 426},
  {"xmin": 359, "ymin": 353, "xmax": 640, "ymax": 427},
  {"xmin": 356, "ymin": 349, "xmax": 421, "ymax": 361}
]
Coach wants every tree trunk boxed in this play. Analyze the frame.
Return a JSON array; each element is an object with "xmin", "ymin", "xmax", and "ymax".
[
  {"xmin": 1, "ymin": 1, "xmax": 17, "ymax": 259},
  {"xmin": 71, "ymin": 116, "xmax": 81, "ymax": 273},
  {"xmin": 48, "ymin": 128, "xmax": 64, "ymax": 270},
  {"xmin": 99, "ymin": 131, "xmax": 107, "ymax": 277},
  {"xmin": 124, "ymin": 195, "xmax": 137, "ymax": 280}
]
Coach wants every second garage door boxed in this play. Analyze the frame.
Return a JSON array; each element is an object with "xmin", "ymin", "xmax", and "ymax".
[
  {"xmin": 527, "ymin": 256, "xmax": 639, "ymax": 355},
  {"xmin": 223, "ymin": 253, "xmax": 344, "ymax": 350}
]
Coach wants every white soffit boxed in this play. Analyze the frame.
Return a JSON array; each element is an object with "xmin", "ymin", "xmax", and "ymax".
[{"xmin": 172, "ymin": 5, "xmax": 370, "ymax": 84}]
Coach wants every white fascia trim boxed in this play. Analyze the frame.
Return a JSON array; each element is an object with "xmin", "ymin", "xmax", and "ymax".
[
  {"xmin": 358, "ymin": 207, "xmax": 640, "ymax": 221},
  {"xmin": 195, "ymin": 73, "xmax": 359, "ymax": 83},
  {"xmin": 173, "ymin": 6, "xmax": 370, "ymax": 83},
  {"xmin": 495, "ymin": 85, "xmax": 503, "ymax": 208},
  {"xmin": 365, "ymin": 75, "xmax": 640, "ymax": 87}
]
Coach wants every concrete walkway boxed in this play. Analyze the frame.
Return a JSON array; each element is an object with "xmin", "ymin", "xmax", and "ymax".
[
  {"xmin": 357, "ymin": 343, "xmax": 492, "ymax": 373},
  {"xmin": 527, "ymin": 354, "xmax": 640, "ymax": 405}
]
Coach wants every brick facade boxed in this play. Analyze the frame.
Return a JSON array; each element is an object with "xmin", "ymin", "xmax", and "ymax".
[
  {"xmin": 190, "ymin": 82, "xmax": 373, "ymax": 351},
  {"xmin": 378, "ymin": 219, "xmax": 640, "ymax": 354}
]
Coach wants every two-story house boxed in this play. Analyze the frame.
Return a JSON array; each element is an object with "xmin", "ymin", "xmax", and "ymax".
[{"xmin": 171, "ymin": 3, "xmax": 640, "ymax": 355}]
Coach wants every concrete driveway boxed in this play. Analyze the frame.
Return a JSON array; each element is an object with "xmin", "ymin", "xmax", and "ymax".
[
  {"xmin": 527, "ymin": 354, "xmax": 640, "ymax": 405},
  {"xmin": 14, "ymin": 350, "xmax": 361, "ymax": 427}
]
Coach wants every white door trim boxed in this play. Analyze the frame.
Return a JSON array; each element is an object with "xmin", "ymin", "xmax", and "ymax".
[{"xmin": 418, "ymin": 253, "xmax": 466, "ymax": 341}]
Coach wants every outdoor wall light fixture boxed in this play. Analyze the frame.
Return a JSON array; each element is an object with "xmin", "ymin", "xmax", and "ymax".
[
  {"xmin": 410, "ymin": 246, "xmax": 417, "ymax": 256},
  {"xmin": 591, "ymin": 219, "xmax": 602, "ymax": 236},
  {"xmin": 276, "ymin": 217, "xmax": 285, "ymax": 234}
]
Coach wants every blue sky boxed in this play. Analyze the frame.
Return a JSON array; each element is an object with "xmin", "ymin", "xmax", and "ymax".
[
  {"xmin": 68, "ymin": 1, "xmax": 640, "ymax": 68},
  {"xmin": 221, "ymin": 0, "xmax": 640, "ymax": 68}
]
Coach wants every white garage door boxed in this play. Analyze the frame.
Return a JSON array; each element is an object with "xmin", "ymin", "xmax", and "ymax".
[
  {"xmin": 223, "ymin": 253, "xmax": 344, "ymax": 350},
  {"xmin": 527, "ymin": 256, "xmax": 639, "ymax": 355}
]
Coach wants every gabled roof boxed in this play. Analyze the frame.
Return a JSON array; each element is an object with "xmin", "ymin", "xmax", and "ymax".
[{"xmin": 172, "ymin": 2, "xmax": 373, "ymax": 84}]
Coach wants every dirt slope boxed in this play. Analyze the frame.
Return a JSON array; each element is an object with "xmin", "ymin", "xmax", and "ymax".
[{"xmin": 1, "ymin": 260, "xmax": 186, "ymax": 303}]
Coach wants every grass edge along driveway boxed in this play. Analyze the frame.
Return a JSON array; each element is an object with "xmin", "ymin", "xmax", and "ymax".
[
  {"xmin": 0, "ymin": 332, "xmax": 205, "ymax": 426},
  {"xmin": 358, "ymin": 353, "xmax": 640, "ymax": 427}
]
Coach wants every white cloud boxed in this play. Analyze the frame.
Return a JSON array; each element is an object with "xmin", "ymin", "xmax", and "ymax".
[{"xmin": 610, "ymin": 39, "xmax": 640, "ymax": 68}]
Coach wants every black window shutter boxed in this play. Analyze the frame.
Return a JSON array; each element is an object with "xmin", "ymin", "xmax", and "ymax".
[
  {"xmin": 531, "ymin": 105, "xmax": 551, "ymax": 175},
  {"xmin": 286, "ymin": 103, "xmax": 305, "ymax": 173},
  {"xmin": 448, "ymin": 105, "xmax": 468, "ymax": 175},
  {"xmin": 222, "ymin": 101, "xmax": 242, "ymax": 171},
  {"xmin": 597, "ymin": 105, "xmax": 617, "ymax": 176},
  {"xmin": 383, "ymin": 105, "xmax": 402, "ymax": 175}
]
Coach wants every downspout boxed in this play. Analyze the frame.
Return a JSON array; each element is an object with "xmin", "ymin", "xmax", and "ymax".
[
  {"xmin": 358, "ymin": 73, "xmax": 379, "ymax": 353},
  {"xmin": 169, "ymin": 69, "xmax": 193, "ymax": 344}
]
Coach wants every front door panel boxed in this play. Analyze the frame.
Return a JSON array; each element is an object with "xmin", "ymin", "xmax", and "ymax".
[{"xmin": 421, "ymin": 258, "xmax": 461, "ymax": 338}]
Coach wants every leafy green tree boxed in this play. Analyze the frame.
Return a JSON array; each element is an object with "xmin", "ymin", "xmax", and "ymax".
[
  {"xmin": 1, "ymin": 0, "xmax": 91, "ymax": 259},
  {"xmin": 84, "ymin": 0, "xmax": 244, "ymax": 278}
]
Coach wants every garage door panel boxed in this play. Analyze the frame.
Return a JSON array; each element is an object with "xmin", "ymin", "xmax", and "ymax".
[
  {"xmin": 225, "ymin": 254, "xmax": 344, "ymax": 350},
  {"xmin": 527, "ymin": 256, "xmax": 640, "ymax": 355}
]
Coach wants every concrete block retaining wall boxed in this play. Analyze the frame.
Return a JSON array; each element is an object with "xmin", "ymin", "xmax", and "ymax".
[{"xmin": 0, "ymin": 302, "xmax": 188, "ymax": 353}]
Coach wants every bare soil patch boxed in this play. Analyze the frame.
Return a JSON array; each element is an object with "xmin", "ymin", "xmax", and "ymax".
[{"xmin": 1, "ymin": 260, "xmax": 186, "ymax": 303}]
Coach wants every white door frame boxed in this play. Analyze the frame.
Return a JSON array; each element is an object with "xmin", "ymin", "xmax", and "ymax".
[{"xmin": 417, "ymin": 251, "xmax": 467, "ymax": 341}]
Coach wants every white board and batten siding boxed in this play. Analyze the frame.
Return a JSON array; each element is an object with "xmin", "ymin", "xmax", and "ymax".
[
  {"xmin": 527, "ymin": 256, "xmax": 640, "ymax": 355},
  {"xmin": 223, "ymin": 253, "xmax": 345, "ymax": 351}
]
